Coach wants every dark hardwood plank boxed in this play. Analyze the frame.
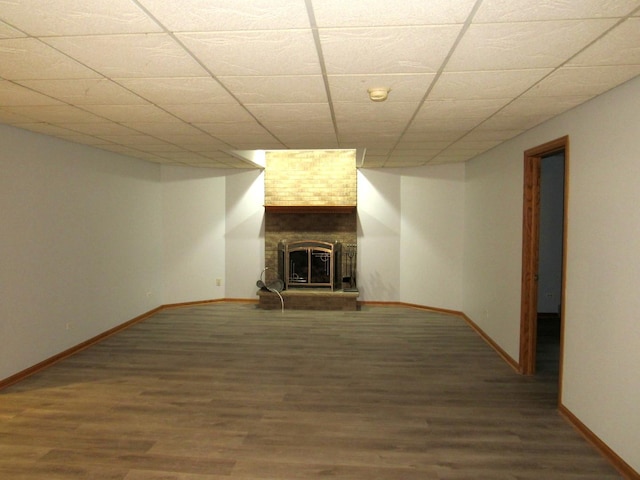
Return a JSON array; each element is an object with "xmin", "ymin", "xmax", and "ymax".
[{"xmin": 0, "ymin": 304, "xmax": 621, "ymax": 479}]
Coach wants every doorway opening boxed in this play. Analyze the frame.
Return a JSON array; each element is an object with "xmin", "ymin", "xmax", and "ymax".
[{"xmin": 519, "ymin": 136, "xmax": 569, "ymax": 385}]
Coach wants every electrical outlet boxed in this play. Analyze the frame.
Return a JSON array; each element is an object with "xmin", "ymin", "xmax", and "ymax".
[
  {"xmin": 216, "ymin": 278, "xmax": 222, "ymax": 286},
  {"xmin": 65, "ymin": 322, "xmax": 71, "ymax": 331}
]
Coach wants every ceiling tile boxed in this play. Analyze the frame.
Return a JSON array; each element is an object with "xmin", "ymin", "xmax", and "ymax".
[
  {"xmin": 3, "ymin": 105, "xmax": 107, "ymax": 124},
  {"xmin": 181, "ymin": 160, "xmax": 236, "ymax": 169},
  {"xmin": 177, "ymin": 31, "xmax": 321, "ymax": 76},
  {"xmin": 44, "ymin": 34, "xmax": 208, "ymax": 78},
  {"xmin": 81, "ymin": 104, "xmax": 177, "ymax": 123},
  {"xmin": 445, "ymin": 139, "xmax": 502, "ymax": 151},
  {"xmin": 222, "ymin": 138, "xmax": 285, "ymax": 150},
  {"xmin": 446, "ymin": 20, "xmax": 617, "ymax": 71},
  {"xmin": 57, "ymin": 122, "xmax": 140, "ymax": 136},
  {"xmin": 409, "ymin": 116, "xmax": 486, "ymax": 132},
  {"xmin": 16, "ymin": 79, "xmax": 148, "ymax": 105},
  {"xmin": 474, "ymin": 0, "xmax": 640, "ymax": 22},
  {"xmin": 0, "ymin": 0, "xmax": 161, "ymax": 36},
  {"xmin": 159, "ymin": 132, "xmax": 234, "ymax": 149},
  {"xmin": 163, "ymin": 104, "xmax": 256, "ymax": 124},
  {"xmin": 246, "ymin": 103, "xmax": 332, "ymax": 124},
  {"xmin": 261, "ymin": 121, "xmax": 335, "ymax": 138},
  {"xmin": 97, "ymin": 144, "xmax": 164, "ymax": 160},
  {"xmin": 429, "ymin": 70, "xmax": 552, "ymax": 100},
  {"xmin": 523, "ymin": 65, "xmax": 640, "ymax": 97},
  {"xmin": 0, "ymin": 38, "xmax": 100, "ymax": 80},
  {"xmin": 391, "ymin": 148, "xmax": 443, "ymax": 159},
  {"xmin": 568, "ymin": 18, "xmax": 640, "ymax": 66},
  {"xmin": 360, "ymin": 155, "xmax": 387, "ymax": 168},
  {"xmin": 384, "ymin": 156, "xmax": 430, "ymax": 167},
  {"xmin": 476, "ymin": 113, "xmax": 552, "ymax": 131},
  {"xmin": 1, "ymin": 2, "xmax": 637, "ymax": 169},
  {"xmin": 394, "ymin": 140, "xmax": 452, "ymax": 151},
  {"xmin": 329, "ymin": 74, "xmax": 435, "ymax": 102},
  {"xmin": 430, "ymin": 153, "xmax": 475, "ymax": 164},
  {"xmin": 0, "ymin": 20, "xmax": 26, "ymax": 38},
  {"xmin": 311, "ymin": 0, "xmax": 477, "ymax": 26},
  {"xmin": 460, "ymin": 129, "xmax": 524, "ymax": 142},
  {"xmin": 0, "ymin": 81, "xmax": 63, "ymax": 106},
  {"xmin": 56, "ymin": 134, "xmax": 116, "ymax": 146},
  {"xmin": 0, "ymin": 108, "xmax": 37, "ymax": 124},
  {"xmin": 132, "ymin": 143, "xmax": 187, "ymax": 153},
  {"xmin": 116, "ymin": 77, "xmax": 237, "ymax": 105},
  {"xmin": 120, "ymin": 122, "xmax": 205, "ymax": 137},
  {"xmin": 401, "ymin": 131, "xmax": 466, "ymax": 142},
  {"xmin": 439, "ymin": 146, "xmax": 493, "ymax": 158},
  {"xmin": 197, "ymin": 150, "xmax": 241, "ymax": 161},
  {"xmin": 155, "ymin": 151, "xmax": 213, "ymax": 162},
  {"xmin": 338, "ymin": 132, "xmax": 398, "ymax": 146},
  {"xmin": 499, "ymin": 95, "xmax": 595, "ymax": 117},
  {"xmin": 320, "ymin": 25, "xmax": 462, "ymax": 74},
  {"xmin": 362, "ymin": 147, "xmax": 393, "ymax": 158},
  {"xmin": 338, "ymin": 122, "xmax": 406, "ymax": 136},
  {"xmin": 334, "ymin": 102, "xmax": 418, "ymax": 124},
  {"xmin": 13, "ymin": 123, "xmax": 78, "ymax": 137},
  {"xmin": 91, "ymin": 134, "xmax": 162, "ymax": 145},
  {"xmin": 196, "ymin": 121, "xmax": 273, "ymax": 137},
  {"xmin": 221, "ymin": 76, "xmax": 327, "ymax": 103},
  {"xmin": 415, "ymin": 98, "xmax": 510, "ymax": 121},
  {"xmin": 138, "ymin": 0, "xmax": 310, "ymax": 31},
  {"xmin": 277, "ymin": 134, "xmax": 340, "ymax": 149}
]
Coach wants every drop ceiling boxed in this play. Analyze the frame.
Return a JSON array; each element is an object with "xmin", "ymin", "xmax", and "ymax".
[{"xmin": 1, "ymin": 0, "xmax": 639, "ymax": 169}]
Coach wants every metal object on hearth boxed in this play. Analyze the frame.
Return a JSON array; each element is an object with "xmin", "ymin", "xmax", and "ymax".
[{"xmin": 343, "ymin": 243, "xmax": 357, "ymax": 292}]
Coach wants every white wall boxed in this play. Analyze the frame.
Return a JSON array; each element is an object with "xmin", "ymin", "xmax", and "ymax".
[
  {"xmin": 463, "ymin": 148, "xmax": 525, "ymax": 359},
  {"xmin": 357, "ymin": 169, "xmax": 401, "ymax": 301},
  {"xmin": 463, "ymin": 75, "xmax": 640, "ymax": 472},
  {"xmin": 0, "ymin": 125, "xmax": 163, "ymax": 381},
  {"xmin": 224, "ymin": 170, "xmax": 265, "ymax": 299},
  {"xmin": 400, "ymin": 163, "xmax": 465, "ymax": 310},
  {"xmin": 357, "ymin": 164, "xmax": 465, "ymax": 309},
  {"xmin": 161, "ymin": 166, "xmax": 228, "ymax": 304}
]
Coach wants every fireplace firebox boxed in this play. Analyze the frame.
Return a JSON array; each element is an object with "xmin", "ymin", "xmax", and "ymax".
[{"xmin": 278, "ymin": 240, "xmax": 342, "ymax": 290}]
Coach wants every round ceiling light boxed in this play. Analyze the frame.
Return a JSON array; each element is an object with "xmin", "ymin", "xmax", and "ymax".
[{"xmin": 367, "ymin": 87, "xmax": 390, "ymax": 102}]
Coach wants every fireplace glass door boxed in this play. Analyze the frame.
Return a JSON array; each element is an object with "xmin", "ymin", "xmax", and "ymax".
[
  {"xmin": 288, "ymin": 248, "xmax": 332, "ymax": 286},
  {"xmin": 280, "ymin": 240, "xmax": 340, "ymax": 290}
]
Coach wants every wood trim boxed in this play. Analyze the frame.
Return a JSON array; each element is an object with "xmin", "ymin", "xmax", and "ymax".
[
  {"xmin": 264, "ymin": 205, "xmax": 356, "ymax": 214},
  {"xmin": 160, "ymin": 298, "xmax": 231, "ymax": 310},
  {"xmin": 519, "ymin": 135, "xmax": 569, "ymax": 376},
  {"xmin": 360, "ymin": 301, "xmax": 520, "ymax": 372},
  {"xmin": 0, "ymin": 298, "xmax": 263, "ymax": 390},
  {"xmin": 558, "ymin": 139, "xmax": 570, "ymax": 405},
  {"xmin": 519, "ymin": 153, "xmax": 541, "ymax": 374},
  {"xmin": 216, "ymin": 298, "xmax": 259, "ymax": 304},
  {"xmin": 460, "ymin": 312, "xmax": 520, "ymax": 373},
  {"xmin": 559, "ymin": 404, "xmax": 640, "ymax": 480},
  {"xmin": 0, "ymin": 306, "xmax": 162, "ymax": 391}
]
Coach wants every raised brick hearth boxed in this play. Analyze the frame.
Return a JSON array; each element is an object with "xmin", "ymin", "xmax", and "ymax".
[{"xmin": 257, "ymin": 288, "xmax": 359, "ymax": 311}]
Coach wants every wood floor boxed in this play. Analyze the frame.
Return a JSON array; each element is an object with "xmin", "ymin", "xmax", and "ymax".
[{"xmin": 0, "ymin": 303, "xmax": 621, "ymax": 479}]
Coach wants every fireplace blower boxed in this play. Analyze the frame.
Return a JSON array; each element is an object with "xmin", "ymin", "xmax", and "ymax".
[{"xmin": 256, "ymin": 267, "xmax": 284, "ymax": 312}]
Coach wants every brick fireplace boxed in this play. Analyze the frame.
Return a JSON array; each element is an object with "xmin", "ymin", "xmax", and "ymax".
[{"xmin": 259, "ymin": 150, "xmax": 358, "ymax": 310}]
